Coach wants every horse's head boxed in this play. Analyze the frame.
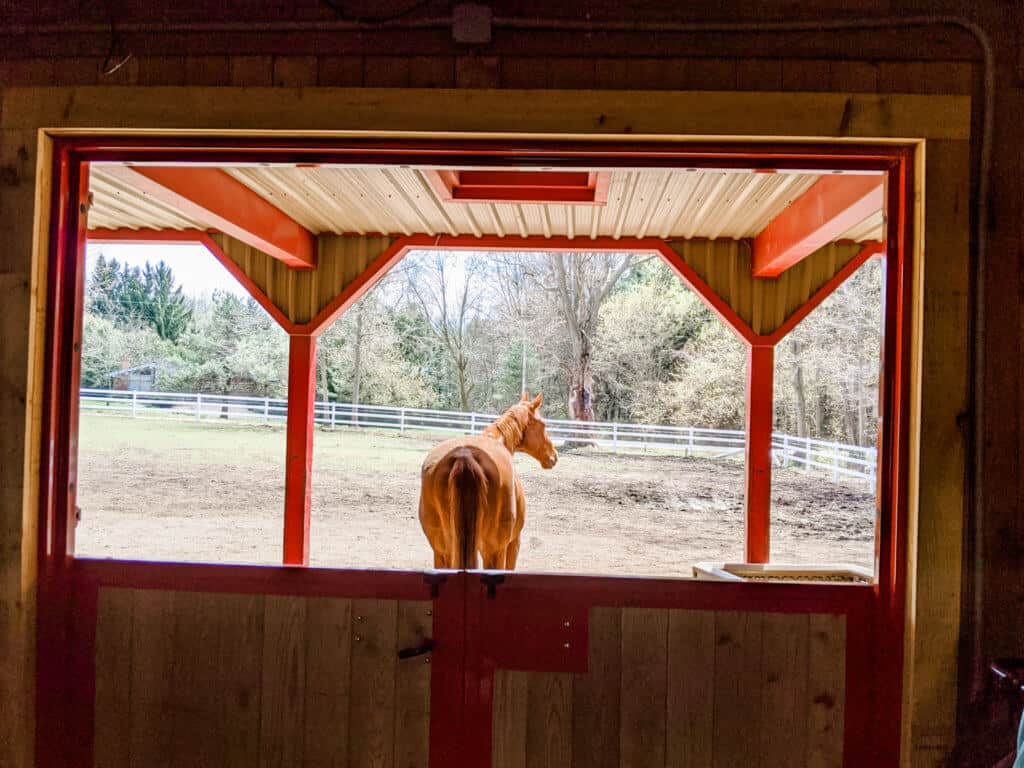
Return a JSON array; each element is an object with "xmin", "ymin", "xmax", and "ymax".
[{"xmin": 518, "ymin": 392, "xmax": 558, "ymax": 469}]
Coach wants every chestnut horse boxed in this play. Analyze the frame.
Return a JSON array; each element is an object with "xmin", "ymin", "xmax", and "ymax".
[{"xmin": 419, "ymin": 393, "xmax": 557, "ymax": 570}]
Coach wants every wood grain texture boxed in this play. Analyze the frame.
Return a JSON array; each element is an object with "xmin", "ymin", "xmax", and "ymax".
[
  {"xmin": 93, "ymin": 589, "xmax": 133, "ymax": 768},
  {"xmin": 572, "ymin": 608, "xmax": 621, "ymax": 768},
  {"xmin": 492, "ymin": 670, "xmax": 530, "ymax": 768},
  {"xmin": 666, "ymin": 610, "xmax": 715, "ymax": 768},
  {"xmin": 127, "ymin": 589, "xmax": 177, "ymax": 768},
  {"xmin": 260, "ymin": 595, "xmax": 308, "ymax": 768},
  {"xmin": 759, "ymin": 613, "xmax": 810, "ymax": 766},
  {"xmin": 807, "ymin": 614, "xmax": 846, "ymax": 768},
  {"xmin": 210, "ymin": 232, "xmax": 395, "ymax": 327},
  {"xmin": 219, "ymin": 594, "xmax": 265, "ymax": 768},
  {"xmin": 394, "ymin": 600, "xmax": 433, "ymax": 768},
  {"xmin": 304, "ymin": 597, "xmax": 353, "ymax": 768},
  {"xmin": 619, "ymin": 608, "xmax": 668, "ymax": 768},
  {"xmin": 669, "ymin": 239, "xmax": 867, "ymax": 337},
  {"xmin": 348, "ymin": 599, "xmax": 399, "ymax": 768},
  {"xmin": 526, "ymin": 673, "xmax": 573, "ymax": 768},
  {"xmin": 712, "ymin": 611, "xmax": 763, "ymax": 768}
]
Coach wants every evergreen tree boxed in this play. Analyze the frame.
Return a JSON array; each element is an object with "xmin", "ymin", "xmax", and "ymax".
[
  {"xmin": 87, "ymin": 254, "xmax": 121, "ymax": 319},
  {"xmin": 142, "ymin": 261, "xmax": 193, "ymax": 342}
]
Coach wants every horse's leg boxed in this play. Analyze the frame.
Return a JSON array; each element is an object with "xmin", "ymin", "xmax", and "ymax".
[
  {"xmin": 480, "ymin": 547, "xmax": 506, "ymax": 570},
  {"xmin": 504, "ymin": 476, "xmax": 526, "ymax": 570}
]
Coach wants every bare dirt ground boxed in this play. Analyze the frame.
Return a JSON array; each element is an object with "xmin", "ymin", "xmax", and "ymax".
[{"xmin": 75, "ymin": 413, "xmax": 876, "ymax": 576}]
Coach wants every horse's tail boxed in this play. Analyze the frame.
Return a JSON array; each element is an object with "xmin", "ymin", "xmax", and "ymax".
[{"xmin": 447, "ymin": 447, "xmax": 488, "ymax": 569}]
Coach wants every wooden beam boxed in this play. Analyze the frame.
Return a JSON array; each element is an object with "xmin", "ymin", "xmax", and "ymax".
[
  {"xmin": 744, "ymin": 344, "xmax": 774, "ymax": 564},
  {"xmin": 752, "ymin": 175, "xmax": 884, "ymax": 277},
  {"xmin": 283, "ymin": 334, "xmax": 316, "ymax": 566},
  {"xmin": 98, "ymin": 165, "xmax": 316, "ymax": 269}
]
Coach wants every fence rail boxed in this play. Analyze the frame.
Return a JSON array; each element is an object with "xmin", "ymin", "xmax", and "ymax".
[{"xmin": 79, "ymin": 388, "xmax": 877, "ymax": 485}]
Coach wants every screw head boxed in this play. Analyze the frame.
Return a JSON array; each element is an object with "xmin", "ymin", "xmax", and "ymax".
[
  {"xmin": 354, "ymin": 635, "xmax": 362, "ymax": 642},
  {"xmin": 563, "ymin": 642, "xmax": 571, "ymax": 649},
  {"xmin": 563, "ymin": 620, "xmax": 571, "ymax": 628}
]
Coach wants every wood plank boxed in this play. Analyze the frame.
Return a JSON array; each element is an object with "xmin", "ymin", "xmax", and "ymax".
[
  {"xmin": 572, "ymin": 608, "xmax": 621, "ymax": 768},
  {"xmin": 910, "ymin": 139, "xmax": 970, "ymax": 761},
  {"xmin": 169, "ymin": 592, "xmax": 225, "ymax": 767},
  {"xmin": 666, "ymin": 610, "xmax": 715, "ymax": 768},
  {"xmin": 759, "ymin": 613, "xmax": 810, "ymax": 767},
  {"xmin": 303, "ymin": 597, "xmax": 352, "ymax": 768},
  {"xmin": 220, "ymin": 594, "xmax": 265, "ymax": 768},
  {"xmin": 260, "ymin": 595, "xmax": 308, "ymax": 768},
  {"xmin": 94, "ymin": 588, "xmax": 134, "ymax": 768},
  {"xmin": 1, "ymin": 88, "xmax": 972, "ymax": 142},
  {"xmin": 394, "ymin": 600, "xmax": 432, "ymax": 768},
  {"xmin": 128, "ymin": 590, "xmax": 176, "ymax": 768},
  {"xmin": 348, "ymin": 599, "xmax": 399, "ymax": 768},
  {"xmin": 619, "ymin": 608, "xmax": 668, "ymax": 768},
  {"xmin": 807, "ymin": 614, "xmax": 845, "ymax": 768},
  {"xmin": 492, "ymin": 670, "xmax": 529, "ymax": 768},
  {"xmin": 712, "ymin": 611, "xmax": 763, "ymax": 768},
  {"xmin": 526, "ymin": 673, "xmax": 573, "ymax": 768}
]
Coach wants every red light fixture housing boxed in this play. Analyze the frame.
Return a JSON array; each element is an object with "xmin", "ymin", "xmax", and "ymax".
[{"xmin": 425, "ymin": 169, "xmax": 611, "ymax": 205}]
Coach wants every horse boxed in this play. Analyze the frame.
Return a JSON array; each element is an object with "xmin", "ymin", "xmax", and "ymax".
[{"xmin": 418, "ymin": 393, "xmax": 557, "ymax": 570}]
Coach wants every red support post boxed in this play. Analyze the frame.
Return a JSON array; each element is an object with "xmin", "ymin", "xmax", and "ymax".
[
  {"xmin": 283, "ymin": 334, "xmax": 317, "ymax": 565},
  {"xmin": 745, "ymin": 344, "xmax": 774, "ymax": 563}
]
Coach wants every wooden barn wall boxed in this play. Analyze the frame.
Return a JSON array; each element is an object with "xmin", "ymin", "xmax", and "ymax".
[
  {"xmin": 668, "ymin": 239, "xmax": 867, "ymax": 337},
  {"xmin": 492, "ymin": 607, "xmax": 846, "ymax": 768},
  {"xmin": 209, "ymin": 233, "xmax": 397, "ymax": 327},
  {"xmin": 92, "ymin": 587, "xmax": 432, "ymax": 768},
  {"xmin": 0, "ymin": 2, "xmax": 1017, "ymax": 766}
]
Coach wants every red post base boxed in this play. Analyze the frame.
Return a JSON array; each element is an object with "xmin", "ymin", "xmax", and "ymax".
[
  {"xmin": 283, "ymin": 334, "xmax": 317, "ymax": 565},
  {"xmin": 745, "ymin": 344, "xmax": 774, "ymax": 563}
]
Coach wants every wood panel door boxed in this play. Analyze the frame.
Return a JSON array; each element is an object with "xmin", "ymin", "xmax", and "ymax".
[{"xmin": 464, "ymin": 573, "xmax": 870, "ymax": 768}]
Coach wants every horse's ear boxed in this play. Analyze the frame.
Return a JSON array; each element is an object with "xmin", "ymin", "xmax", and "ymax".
[
  {"xmin": 530, "ymin": 392, "xmax": 544, "ymax": 410},
  {"xmin": 521, "ymin": 391, "xmax": 530, "ymax": 402}
]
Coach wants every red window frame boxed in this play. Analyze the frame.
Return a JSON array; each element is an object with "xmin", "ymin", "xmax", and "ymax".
[{"xmin": 37, "ymin": 135, "xmax": 914, "ymax": 765}]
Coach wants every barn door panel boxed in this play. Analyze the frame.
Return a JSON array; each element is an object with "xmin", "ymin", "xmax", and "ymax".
[
  {"xmin": 91, "ymin": 587, "xmax": 433, "ymax": 768},
  {"xmin": 476, "ymin": 585, "xmax": 848, "ymax": 768}
]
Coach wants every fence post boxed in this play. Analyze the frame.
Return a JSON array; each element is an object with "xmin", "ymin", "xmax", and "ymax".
[
  {"xmin": 263, "ymin": 397, "xmax": 270, "ymax": 424},
  {"xmin": 804, "ymin": 436, "xmax": 811, "ymax": 472},
  {"xmin": 612, "ymin": 423, "xmax": 618, "ymax": 451},
  {"xmin": 131, "ymin": 391, "xmax": 138, "ymax": 418},
  {"xmin": 400, "ymin": 408, "xmax": 406, "ymax": 434},
  {"xmin": 686, "ymin": 427, "xmax": 693, "ymax": 458},
  {"xmin": 782, "ymin": 434, "xmax": 789, "ymax": 467},
  {"xmin": 868, "ymin": 447, "xmax": 877, "ymax": 486},
  {"xmin": 832, "ymin": 442, "xmax": 841, "ymax": 482},
  {"xmin": 470, "ymin": 412, "xmax": 477, "ymax": 433},
  {"xmin": 195, "ymin": 393, "xmax": 202, "ymax": 421},
  {"xmin": 330, "ymin": 402, "xmax": 336, "ymax": 430}
]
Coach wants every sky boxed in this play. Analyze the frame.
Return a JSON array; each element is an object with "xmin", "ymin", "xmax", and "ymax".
[{"xmin": 85, "ymin": 243, "xmax": 248, "ymax": 299}]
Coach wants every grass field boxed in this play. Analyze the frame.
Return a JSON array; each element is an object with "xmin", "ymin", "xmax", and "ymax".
[{"xmin": 75, "ymin": 412, "xmax": 876, "ymax": 576}]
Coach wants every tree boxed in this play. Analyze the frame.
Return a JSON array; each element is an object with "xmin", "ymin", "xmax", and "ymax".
[
  {"xmin": 87, "ymin": 254, "xmax": 121, "ymax": 319},
  {"xmin": 403, "ymin": 252, "xmax": 487, "ymax": 411},
  {"xmin": 528, "ymin": 251, "xmax": 638, "ymax": 422},
  {"xmin": 142, "ymin": 261, "xmax": 193, "ymax": 341}
]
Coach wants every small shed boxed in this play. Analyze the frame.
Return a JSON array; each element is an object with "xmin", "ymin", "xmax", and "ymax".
[{"xmin": 107, "ymin": 362, "xmax": 175, "ymax": 391}]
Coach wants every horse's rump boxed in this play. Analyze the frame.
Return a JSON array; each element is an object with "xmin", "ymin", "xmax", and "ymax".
[{"xmin": 447, "ymin": 447, "xmax": 489, "ymax": 568}]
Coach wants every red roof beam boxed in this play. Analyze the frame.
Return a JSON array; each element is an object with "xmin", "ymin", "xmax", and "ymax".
[
  {"xmin": 752, "ymin": 174, "xmax": 884, "ymax": 278},
  {"xmin": 99, "ymin": 165, "xmax": 316, "ymax": 269}
]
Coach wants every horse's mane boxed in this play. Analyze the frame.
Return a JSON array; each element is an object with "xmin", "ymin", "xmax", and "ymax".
[{"xmin": 482, "ymin": 404, "xmax": 530, "ymax": 452}]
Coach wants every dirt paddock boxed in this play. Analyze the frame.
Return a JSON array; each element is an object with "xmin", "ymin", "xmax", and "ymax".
[{"xmin": 75, "ymin": 413, "xmax": 876, "ymax": 576}]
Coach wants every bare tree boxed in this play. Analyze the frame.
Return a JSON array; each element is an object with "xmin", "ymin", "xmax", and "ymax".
[
  {"xmin": 404, "ymin": 251, "xmax": 487, "ymax": 411},
  {"xmin": 530, "ymin": 252, "xmax": 637, "ymax": 422}
]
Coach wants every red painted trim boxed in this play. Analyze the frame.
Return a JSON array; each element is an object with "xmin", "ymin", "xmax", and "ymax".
[
  {"xmin": 765, "ymin": 241, "xmax": 885, "ymax": 345},
  {"xmin": 87, "ymin": 228, "xmax": 300, "ymax": 333},
  {"xmin": 97, "ymin": 165, "xmax": 316, "ymax": 268},
  {"xmin": 423, "ymin": 169, "xmax": 612, "ymax": 205},
  {"xmin": 429, "ymin": 574, "xmax": 468, "ymax": 768},
  {"xmin": 39, "ymin": 138, "xmax": 916, "ymax": 768},
  {"xmin": 744, "ymin": 345, "xmax": 774, "ymax": 563},
  {"xmin": 283, "ymin": 334, "xmax": 316, "ymax": 565},
  {"xmin": 73, "ymin": 558, "xmax": 436, "ymax": 599},
  {"xmin": 753, "ymin": 174, "xmax": 885, "ymax": 277}
]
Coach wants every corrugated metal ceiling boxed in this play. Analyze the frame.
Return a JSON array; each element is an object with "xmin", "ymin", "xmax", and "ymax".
[{"xmin": 88, "ymin": 166, "xmax": 886, "ymax": 243}]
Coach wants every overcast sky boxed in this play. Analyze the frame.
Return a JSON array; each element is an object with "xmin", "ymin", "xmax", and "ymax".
[{"xmin": 85, "ymin": 243, "xmax": 248, "ymax": 299}]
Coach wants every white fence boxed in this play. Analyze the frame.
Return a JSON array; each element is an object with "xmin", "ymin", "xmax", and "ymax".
[{"xmin": 79, "ymin": 388, "xmax": 877, "ymax": 485}]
